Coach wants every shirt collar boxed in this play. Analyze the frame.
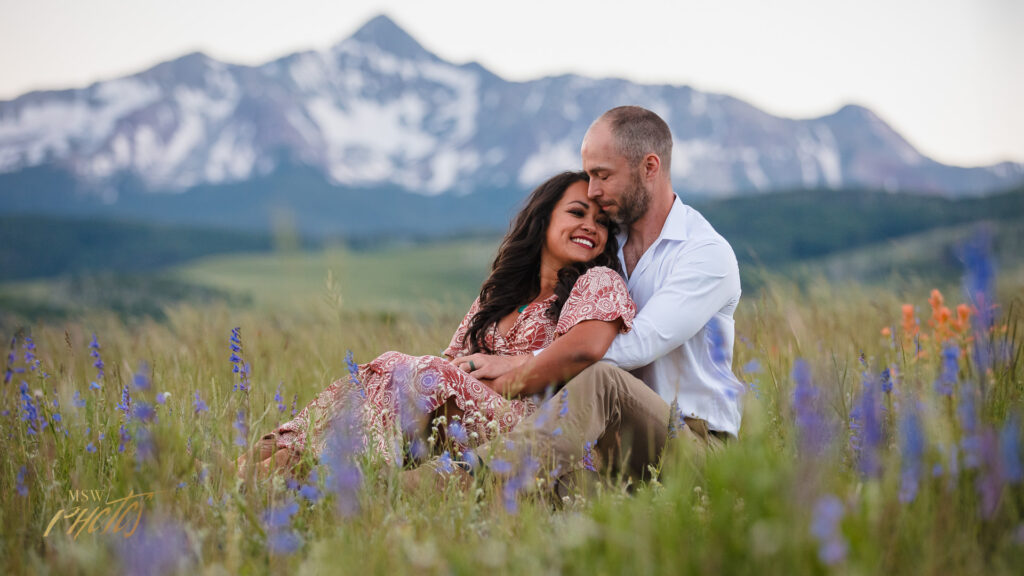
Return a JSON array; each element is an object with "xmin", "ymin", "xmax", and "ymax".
[
  {"xmin": 660, "ymin": 194, "xmax": 689, "ymax": 242},
  {"xmin": 617, "ymin": 194, "xmax": 688, "ymax": 243},
  {"xmin": 614, "ymin": 194, "xmax": 688, "ymax": 264}
]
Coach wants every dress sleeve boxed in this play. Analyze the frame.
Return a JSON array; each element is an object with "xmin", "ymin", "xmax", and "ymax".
[
  {"xmin": 444, "ymin": 296, "xmax": 481, "ymax": 358},
  {"xmin": 555, "ymin": 266, "xmax": 636, "ymax": 336}
]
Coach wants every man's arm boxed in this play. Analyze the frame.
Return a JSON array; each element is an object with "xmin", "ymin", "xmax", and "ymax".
[{"xmin": 604, "ymin": 240, "xmax": 740, "ymax": 370}]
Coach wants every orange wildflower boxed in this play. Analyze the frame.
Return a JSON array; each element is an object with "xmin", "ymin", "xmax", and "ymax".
[
  {"xmin": 953, "ymin": 304, "xmax": 972, "ymax": 333},
  {"xmin": 901, "ymin": 304, "xmax": 918, "ymax": 337},
  {"xmin": 881, "ymin": 326, "xmax": 892, "ymax": 337}
]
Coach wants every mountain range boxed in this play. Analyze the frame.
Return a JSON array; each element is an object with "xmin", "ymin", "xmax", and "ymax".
[{"xmin": 1, "ymin": 14, "xmax": 1022, "ymax": 238}]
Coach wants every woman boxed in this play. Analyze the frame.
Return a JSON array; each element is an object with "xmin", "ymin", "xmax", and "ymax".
[{"xmin": 238, "ymin": 171, "xmax": 636, "ymax": 477}]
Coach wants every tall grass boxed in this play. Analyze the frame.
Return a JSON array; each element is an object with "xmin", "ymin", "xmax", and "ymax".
[{"xmin": 1, "ymin": 264, "xmax": 1022, "ymax": 574}]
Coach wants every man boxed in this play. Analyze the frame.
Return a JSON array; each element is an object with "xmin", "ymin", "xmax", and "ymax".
[{"xmin": 446, "ymin": 106, "xmax": 743, "ymax": 485}]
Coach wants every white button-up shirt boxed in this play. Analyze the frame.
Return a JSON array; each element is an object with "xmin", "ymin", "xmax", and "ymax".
[{"xmin": 603, "ymin": 195, "xmax": 744, "ymax": 437}]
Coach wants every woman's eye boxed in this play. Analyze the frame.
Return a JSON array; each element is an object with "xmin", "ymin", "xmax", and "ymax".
[{"xmin": 569, "ymin": 209, "xmax": 584, "ymax": 217}]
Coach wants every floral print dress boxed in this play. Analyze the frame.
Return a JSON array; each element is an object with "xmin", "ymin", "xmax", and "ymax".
[{"xmin": 273, "ymin": 266, "xmax": 635, "ymax": 464}]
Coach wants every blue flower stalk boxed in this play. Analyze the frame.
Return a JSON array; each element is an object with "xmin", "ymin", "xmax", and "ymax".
[
  {"xmin": 793, "ymin": 359, "xmax": 830, "ymax": 456},
  {"xmin": 810, "ymin": 495, "xmax": 848, "ymax": 566},
  {"xmin": 849, "ymin": 370, "xmax": 883, "ymax": 478},
  {"xmin": 263, "ymin": 499, "xmax": 302, "ymax": 555},
  {"xmin": 89, "ymin": 333, "xmax": 105, "ymax": 389},
  {"xmin": 899, "ymin": 403, "xmax": 925, "ymax": 503},
  {"xmin": 959, "ymin": 228, "xmax": 997, "ymax": 374},
  {"xmin": 23, "ymin": 336, "xmax": 40, "ymax": 373},
  {"xmin": 229, "ymin": 327, "xmax": 250, "ymax": 394},
  {"xmin": 324, "ymin": 390, "xmax": 365, "ymax": 518},
  {"xmin": 4, "ymin": 336, "xmax": 18, "ymax": 385},
  {"xmin": 19, "ymin": 382, "xmax": 44, "ymax": 436}
]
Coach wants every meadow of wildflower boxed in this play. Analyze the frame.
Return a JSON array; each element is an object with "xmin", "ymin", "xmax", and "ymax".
[{"xmin": 1, "ymin": 230, "xmax": 1022, "ymax": 575}]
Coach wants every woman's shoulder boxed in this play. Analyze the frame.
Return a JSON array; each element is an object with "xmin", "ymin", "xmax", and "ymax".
[{"xmin": 574, "ymin": 266, "xmax": 627, "ymax": 291}]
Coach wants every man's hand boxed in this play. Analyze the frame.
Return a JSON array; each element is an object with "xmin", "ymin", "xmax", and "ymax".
[{"xmin": 452, "ymin": 353, "xmax": 530, "ymax": 381}]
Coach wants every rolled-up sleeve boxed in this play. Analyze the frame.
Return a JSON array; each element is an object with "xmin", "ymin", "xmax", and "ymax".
[{"xmin": 603, "ymin": 240, "xmax": 740, "ymax": 370}]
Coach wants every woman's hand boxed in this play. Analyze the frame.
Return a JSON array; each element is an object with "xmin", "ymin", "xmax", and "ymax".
[{"xmin": 452, "ymin": 353, "xmax": 530, "ymax": 381}]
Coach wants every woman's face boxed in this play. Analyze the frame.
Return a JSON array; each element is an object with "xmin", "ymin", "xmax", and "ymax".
[{"xmin": 541, "ymin": 180, "xmax": 611, "ymax": 271}]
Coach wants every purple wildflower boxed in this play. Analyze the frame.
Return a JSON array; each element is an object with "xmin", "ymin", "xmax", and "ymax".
[
  {"xmin": 299, "ymin": 483, "xmax": 322, "ymax": 502},
  {"xmin": 118, "ymin": 424, "xmax": 131, "ymax": 453},
  {"xmin": 86, "ymin": 442, "xmax": 97, "ymax": 453},
  {"xmin": 490, "ymin": 458, "xmax": 513, "ymax": 475},
  {"xmin": 959, "ymin": 381, "xmax": 981, "ymax": 469},
  {"xmin": 23, "ymin": 336, "xmax": 39, "ymax": 372},
  {"xmin": 880, "ymin": 368, "xmax": 893, "ymax": 394},
  {"xmin": 978, "ymin": 427, "xmax": 1003, "ymax": 519},
  {"xmin": 501, "ymin": 453, "xmax": 540, "ymax": 514},
  {"xmin": 291, "ymin": 393, "xmax": 298, "ymax": 417},
  {"xmin": 743, "ymin": 359, "xmax": 762, "ymax": 374},
  {"xmin": 323, "ymin": 391, "xmax": 364, "ymax": 517},
  {"xmin": 935, "ymin": 344, "xmax": 959, "ymax": 397},
  {"xmin": 344, "ymin": 350, "xmax": 364, "ymax": 399},
  {"xmin": 1000, "ymin": 415, "xmax": 1022, "ymax": 484},
  {"xmin": 116, "ymin": 518, "xmax": 192, "ymax": 575},
  {"xmin": 849, "ymin": 371, "xmax": 883, "ymax": 478},
  {"xmin": 263, "ymin": 499, "xmax": 299, "ymax": 529},
  {"xmin": 559, "ymin": 387, "xmax": 569, "ymax": 418},
  {"xmin": 810, "ymin": 495, "xmax": 847, "ymax": 566},
  {"xmin": 192, "ymin": 391, "xmax": 209, "ymax": 414},
  {"xmin": 899, "ymin": 403, "xmax": 925, "ymax": 503},
  {"xmin": 89, "ymin": 333, "xmax": 104, "ymax": 384},
  {"xmin": 793, "ymin": 359, "xmax": 829, "ymax": 455},
  {"xmin": 233, "ymin": 410, "xmax": 248, "ymax": 448},
  {"xmin": 19, "ymin": 382, "xmax": 41, "ymax": 435},
  {"xmin": 667, "ymin": 398, "xmax": 686, "ymax": 440},
  {"xmin": 275, "ymin": 383, "xmax": 286, "ymax": 413},
  {"xmin": 156, "ymin": 392, "xmax": 170, "ymax": 405},
  {"xmin": 4, "ymin": 336, "xmax": 17, "ymax": 384},
  {"xmin": 268, "ymin": 530, "xmax": 301, "ymax": 556},
  {"xmin": 16, "ymin": 466, "xmax": 28, "ymax": 496},
  {"xmin": 437, "ymin": 451, "xmax": 455, "ymax": 474},
  {"xmin": 116, "ymin": 386, "xmax": 131, "ymax": 421},
  {"xmin": 132, "ymin": 362, "xmax": 150, "ymax": 390},
  {"xmin": 135, "ymin": 426, "xmax": 155, "ymax": 463},
  {"xmin": 960, "ymin": 228, "xmax": 996, "ymax": 370},
  {"xmin": 582, "ymin": 441, "xmax": 597, "ymax": 472},
  {"xmin": 229, "ymin": 328, "xmax": 249, "ymax": 393},
  {"xmin": 447, "ymin": 422, "xmax": 469, "ymax": 445},
  {"xmin": 72, "ymin": 390, "xmax": 86, "ymax": 408},
  {"xmin": 134, "ymin": 402, "xmax": 155, "ymax": 423}
]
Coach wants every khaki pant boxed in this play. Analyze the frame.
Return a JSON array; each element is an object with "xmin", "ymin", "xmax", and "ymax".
[{"xmin": 478, "ymin": 362, "xmax": 724, "ymax": 486}]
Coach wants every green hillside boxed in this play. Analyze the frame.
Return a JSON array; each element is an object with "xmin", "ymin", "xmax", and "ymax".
[{"xmin": 0, "ymin": 215, "xmax": 274, "ymax": 281}]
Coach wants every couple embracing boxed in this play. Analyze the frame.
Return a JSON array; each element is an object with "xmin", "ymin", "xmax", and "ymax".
[{"xmin": 238, "ymin": 106, "xmax": 744, "ymax": 489}]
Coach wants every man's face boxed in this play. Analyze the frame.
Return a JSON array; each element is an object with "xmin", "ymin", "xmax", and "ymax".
[{"xmin": 581, "ymin": 121, "xmax": 651, "ymax": 226}]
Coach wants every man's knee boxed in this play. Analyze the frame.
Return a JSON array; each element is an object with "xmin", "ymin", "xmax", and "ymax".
[{"xmin": 572, "ymin": 361, "xmax": 630, "ymax": 389}]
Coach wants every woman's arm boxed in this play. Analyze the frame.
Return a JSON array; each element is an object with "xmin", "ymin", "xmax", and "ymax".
[{"xmin": 487, "ymin": 318, "xmax": 623, "ymax": 397}]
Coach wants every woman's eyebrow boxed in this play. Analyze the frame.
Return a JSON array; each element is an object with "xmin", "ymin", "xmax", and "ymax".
[{"xmin": 569, "ymin": 200, "xmax": 590, "ymax": 209}]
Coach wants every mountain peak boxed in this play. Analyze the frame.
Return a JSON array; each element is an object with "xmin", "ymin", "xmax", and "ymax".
[{"xmin": 346, "ymin": 14, "xmax": 434, "ymax": 60}]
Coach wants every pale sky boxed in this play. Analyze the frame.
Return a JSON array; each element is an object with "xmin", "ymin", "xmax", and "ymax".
[{"xmin": 1, "ymin": 0, "xmax": 1021, "ymax": 167}]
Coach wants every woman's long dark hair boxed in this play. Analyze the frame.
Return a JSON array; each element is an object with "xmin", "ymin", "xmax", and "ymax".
[{"xmin": 463, "ymin": 171, "xmax": 623, "ymax": 354}]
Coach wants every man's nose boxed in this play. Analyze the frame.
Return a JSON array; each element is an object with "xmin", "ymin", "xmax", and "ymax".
[{"xmin": 587, "ymin": 180, "xmax": 600, "ymax": 198}]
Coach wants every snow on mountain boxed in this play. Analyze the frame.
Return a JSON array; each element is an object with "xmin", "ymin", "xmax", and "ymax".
[{"xmin": 0, "ymin": 14, "xmax": 1021, "ymax": 199}]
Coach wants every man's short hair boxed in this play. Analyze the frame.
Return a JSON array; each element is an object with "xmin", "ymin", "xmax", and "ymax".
[{"xmin": 599, "ymin": 106, "xmax": 673, "ymax": 176}]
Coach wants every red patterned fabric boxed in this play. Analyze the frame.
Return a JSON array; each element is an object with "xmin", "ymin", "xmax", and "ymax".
[{"xmin": 273, "ymin": 266, "xmax": 634, "ymax": 464}]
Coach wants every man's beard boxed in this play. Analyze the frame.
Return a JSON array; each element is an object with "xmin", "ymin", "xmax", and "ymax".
[{"xmin": 613, "ymin": 168, "xmax": 651, "ymax": 226}]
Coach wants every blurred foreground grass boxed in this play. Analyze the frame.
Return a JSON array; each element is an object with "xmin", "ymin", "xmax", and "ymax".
[{"xmin": 1, "ymin": 241, "xmax": 1023, "ymax": 575}]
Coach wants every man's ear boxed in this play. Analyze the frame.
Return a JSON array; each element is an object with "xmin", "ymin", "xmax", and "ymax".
[{"xmin": 643, "ymin": 153, "xmax": 661, "ymax": 181}]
